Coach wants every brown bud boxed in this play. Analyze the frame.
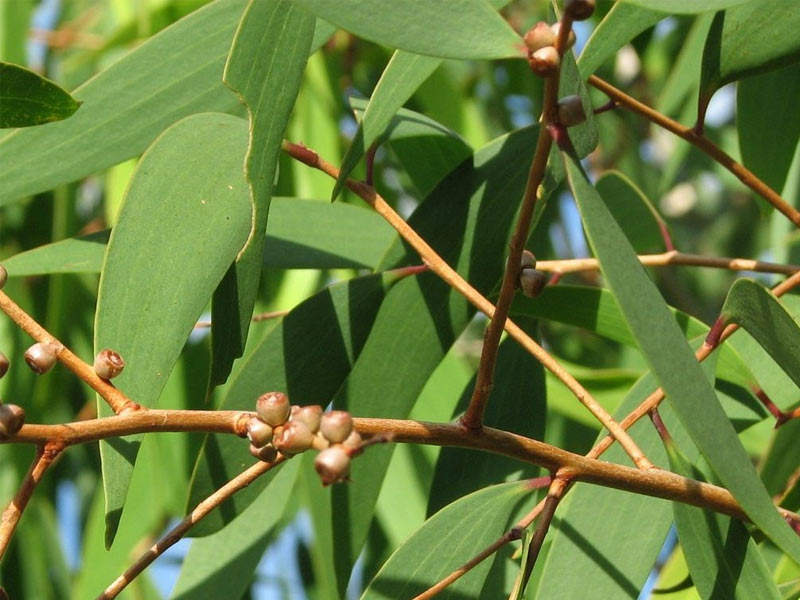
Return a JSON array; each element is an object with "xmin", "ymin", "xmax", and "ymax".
[
  {"xmin": 256, "ymin": 391, "xmax": 291, "ymax": 427},
  {"xmin": 564, "ymin": 0, "xmax": 595, "ymax": 20},
  {"xmin": 93, "ymin": 348, "xmax": 125, "ymax": 379},
  {"xmin": 247, "ymin": 418, "xmax": 273, "ymax": 447},
  {"xmin": 291, "ymin": 404, "xmax": 323, "ymax": 433},
  {"xmin": 528, "ymin": 46, "xmax": 560, "ymax": 77},
  {"xmin": 0, "ymin": 404, "xmax": 25, "ymax": 439},
  {"xmin": 249, "ymin": 443, "xmax": 278, "ymax": 463},
  {"xmin": 519, "ymin": 268, "xmax": 549, "ymax": 298},
  {"xmin": 523, "ymin": 22, "xmax": 555, "ymax": 53},
  {"xmin": 273, "ymin": 420, "xmax": 314, "ymax": 456},
  {"xmin": 520, "ymin": 250, "xmax": 536, "ymax": 270},
  {"xmin": 314, "ymin": 446, "xmax": 351, "ymax": 486},
  {"xmin": 557, "ymin": 95, "xmax": 586, "ymax": 127},
  {"xmin": 0, "ymin": 352, "xmax": 8, "ymax": 379},
  {"xmin": 320, "ymin": 410, "xmax": 353, "ymax": 444},
  {"xmin": 342, "ymin": 430, "xmax": 363, "ymax": 451},
  {"xmin": 0, "ymin": 264, "xmax": 7, "ymax": 289},
  {"xmin": 24, "ymin": 342, "xmax": 57, "ymax": 374},
  {"xmin": 550, "ymin": 22, "xmax": 576, "ymax": 50}
]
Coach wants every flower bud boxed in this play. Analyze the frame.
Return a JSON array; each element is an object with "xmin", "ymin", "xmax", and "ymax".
[
  {"xmin": 520, "ymin": 250, "xmax": 536, "ymax": 270},
  {"xmin": 256, "ymin": 391, "xmax": 291, "ymax": 427},
  {"xmin": 557, "ymin": 95, "xmax": 586, "ymax": 127},
  {"xmin": 249, "ymin": 443, "xmax": 278, "ymax": 462},
  {"xmin": 314, "ymin": 446, "xmax": 351, "ymax": 486},
  {"xmin": 312, "ymin": 433, "xmax": 331, "ymax": 451},
  {"xmin": 523, "ymin": 22, "xmax": 555, "ymax": 53},
  {"xmin": 565, "ymin": 0, "xmax": 595, "ymax": 20},
  {"xmin": 247, "ymin": 418, "xmax": 273, "ymax": 447},
  {"xmin": 0, "ymin": 404, "xmax": 25, "ymax": 439},
  {"xmin": 528, "ymin": 46, "xmax": 560, "ymax": 77},
  {"xmin": 0, "ymin": 352, "xmax": 8, "ymax": 379},
  {"xmin": 519, "ymin": 268, "xmax": 549, "ymax": 298},
  {"xmin": 342, "ymin": 430, "xmax": 363, "ymax": 450},
  {"xmin": 93, "ymin": 348, "xmax": 125, "ymax": 379},
  {"xmin": 273, "ymin": 420, "xmax": 314, "ymax": 456},
  {"xmin": 24, "ymin": 342, "xmax": 57, "ymax": 374},
  {"xmin": 550, "ymin": 22, "xmax": 576, "ymax": 50},
  {"xmin": 0, "ymin": 264, "xmax": 7, "ymax": 289},
  {"xmin": 291, "ymin": 404, "xmax": 323, "ymax": 433},
  {"xmin": 320, "ymin": 410, "xmax": 353, "ymax": 444}
]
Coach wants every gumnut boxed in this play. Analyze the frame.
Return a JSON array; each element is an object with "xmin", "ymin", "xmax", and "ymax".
[
  {"xmin": 342, "ymin": 430, "xmax": 363, "ymax": 451},
  {"xmin": 93, "ymin": 348, "xmax": 125, "ymax": 379},
  {"xmin": 256, "ymin": 391, "xmax": 291, "ymax": 427},
  {"xmin": 520, "ymin": 250, "xmax": 536, "ymax": 270},
  {"xmin": 314, "ymin": 446, "xmax": 351, "ymax": 486},
  {"xmin": 528, "ymin": 46, "xmax": 560, "ymax": 77},
  {"xmin": 273, "ymin": 420, "xmax": 314, "ymax": 456},
  {"xmin": 557, "ymin": 95, "xmax": 586, "ymax": 127},
  {"xmin": 320, "ymin": 410, "xmax": 353, "ymax": 444},
  {"xmin": 565, "ymin": 0, "xmax": 595, "ymax": 20},
  {"xmin": 0, "ymin": 404, "xmax": 25, "ymax": 439},
  {"xmin": 523, "ymin": 22, "xmax": 555, "ymax": 53},
  {"xmin": 249, "ymin": 443, "xmax": 278, "ymax": 463},
  {"xmin": 24, "ymin": 342, "xmax": 57, "ymax": 374},
  {"xmin": 519, "ymin": 268, "xmax": 549, "ymax": 298},
  {"xmin": 550, "ymin": 22, "xmax": 576, "ymax": 50},
  {"xmin": 247, "ymin": 418, "xmax": 274, "ymax": 448},
  {"xmin": 291, "ymin": 404, "xmax": 323, "ymax": 433}
]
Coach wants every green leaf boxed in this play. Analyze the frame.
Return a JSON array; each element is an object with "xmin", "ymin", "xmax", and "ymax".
[
  {"xmin": 187, "ymin": 272, "xmax": 399, "ymax": 536},
  {"xmin": 171, "ymin": 459, "xmax": 301, "ymax": 600},
  {"xmin": 290, "ymin": 0, "xmax": 524, "ymax": 60},
  {"xmin": 361, "ymin": 481, "xmax": 530, "ymax": 599},
  {"xmin": 0, "ymin": 61, "xmax": 81, "ymax": 128},
  {"xmin": 209, "ymin": 0, "xmax": 314, "ymax": 390},
  {"xmin": 620, "ymin": 0, "xmax": 751, "ymax": 13},
  {"xmin": 595, "ymin": 170, "xmax": 668, "ymax": 253},
  {"xmin": 578, "ymin": 3, "xmax": 663, "ymax": 78},
  {"xmin": 719, "ymin": 279, "xmax": 800, "ymax": 389},
  {"xmin": 1, "ymin": 230, "xmax": 110, "ymax": 276},
  {"xmin": 0, "ymin": 0, "xmax": 248, "ymax": 206},
  {"xmin": 699, "ymin": 0, "xmax": 800, "ymax": 121},
  {"xmin": 737, "ymin": 63, "xmax": 800, "ymax": 197},
  {"xmin": 562, "ymin": 149, "xmax": 800, "ymax": 563},
  {"xmin": 95, "ymin": 113, "xmax": 253, "ymax": 547},
  {"xmin": 427, "ymin": 319, "xmax": 546, "ymax": 516},
  {"xmin": 666, "ymin": 441, "xmax": 782, "ymax": 600}
]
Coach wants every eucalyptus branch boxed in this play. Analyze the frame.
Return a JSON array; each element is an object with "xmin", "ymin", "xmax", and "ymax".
[
  {"xmin": 281, "ymin": 140, "xmax": 653, "ymax": 471},
  {"xmin": 588, "ymin": 75, "xmax": 800, "ymax": 228},
  {"xmin": 98, "ymin": 457, "xmax": 284, "ymax": 599},
  {"xmin": 0, "ymin": 290, "xmax": 138, "ymax": 414}
]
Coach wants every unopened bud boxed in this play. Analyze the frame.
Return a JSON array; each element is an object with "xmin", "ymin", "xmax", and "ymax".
[
  {"xmin": 256, "ymin": 391, "xmax": 291, "ymax": 427},
  {"xmin": 0, "ymin": 404, "xmax": 25, "ymax": 439},
  {"xmin": 0, "ymin": 352, "xmax": 8, "ymax": 379},
  {"xmin": 0, "ymin": 265, "xmax": 7, "ymax": 289},
  {"xmin": 342, "ymin": 430, "xmax": 363, "ymax": 450},
  {"xmin": 93, "ymin": 348, "xmax": 125, "ymax": 379},
  {"xmin": 247, "ymin": 418, "xmax": 274, "ymax": 447},
  {"xmin": 291, "ymin": 404, "xmax": 323, "ymax": 433},
  {"xmin": 550, "ymin": 22, "xmax": 576, "ymax": 50},
  {"xmin": 557, "ymin": 95, "xmax": 586, "ymax": 126},
  {"xmin": 528, "ymin": 46, "xmax": 560, "ymax": 77},
  {"xmin": 314, "ymin": 446, "xmax": 351, "ymax": 486},
  {"xmin": 523, "ymin": 22, "xmax": 555, "ymax": 53},
  {"xmin": 320, "ymin": 411, "xmax": 353, "ymax": 444},
  {"xmin": 249, "ymin": 443, "xmax": 278, "ymax": 462},
  {"xmin": 24, "ymin": 342, "xmax": 57, "ymax": 374},
  {"xmin": 565, "ymin": 0, "xmax": 595, "ymax": 20},
  {"xmin": 520, "ymin": 250, "xmax": 536, "ymax": 270},
  {"xmin": 274, "ymin": 420, "xmax": 314, "ymax": 456},
  {"xmin": 519, "ymin": 268, "xmax": 549, "ymax": 298}
]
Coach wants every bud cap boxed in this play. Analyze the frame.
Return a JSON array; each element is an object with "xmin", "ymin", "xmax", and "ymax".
[
  {"xmin": 93, "ymin": 348, "xmax": 125, "ymax": 379},
  {"xmin": 320, "ymin": 411, "xmax": 354, "ymax": 444},
  {"xmin": 256, "ymin": 391, "xmax": 291, "ymax": 427},
  {"xmin": 24, "ymin": 342, "xmax": 57, "ymax": 374}
]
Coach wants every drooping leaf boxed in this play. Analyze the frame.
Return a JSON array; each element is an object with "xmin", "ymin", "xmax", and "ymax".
[
  {"xmin": 562, "ymin": 148, "xmax": 800, "ymax": 563},
  {"xmin": 361, "ymin": 481, "xmax": 530, "ymax": 599},
  {"xmin": 290, "ymin": 0, "xmax": 525, "ymax": 60},
  {"xmin": 171, "ymin": 459, "xmax": 301, "ymax": 600},
  {"xmin": 187, "ymin": 271, "xmax": 403, "ymax": 536},
  {"xmin": 666, "ymin": 440, "xmax": 782, "ymax": 600},
  {"xmin": 209, "ymin": 0, "xmax": 315, "ymax": 390},
  {"xmin": 620, "ymin": 0, "xmax": 751, "ymax": 13},
  {"xmin": 737, "ymin": 63, "xmax": 800, "ymax": 198},
  {"xmin": 95, "ymin": 113, "xmax": 253, "ymax": 547},
  {"xmin": 427, "ymin": 319, "xmax": 546, "ymax": 516},
  {"xmin": 0, "ymin": 0, "xmax": 248, "ymax": 206},
  {"xmin": 0, "ymin": 61, "xmax": 81, "ymax": 127},
  {"xmin": 699, "ymin": 0, "xmax": 800, "ymax": 123}
]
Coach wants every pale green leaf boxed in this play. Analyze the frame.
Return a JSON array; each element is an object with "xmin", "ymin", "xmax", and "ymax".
[{"xmin": 620, "ymin": 0, "xmax": 751, "ymax": 13}]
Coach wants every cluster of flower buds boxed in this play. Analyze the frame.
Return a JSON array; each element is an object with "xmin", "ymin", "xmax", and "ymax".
[
  {"xmin": 523, "ymin": 21, "xmax": 575, "ymax": 76},
  {"xmin": 0, "ymin": 401, "xmax": 25, "ymax": 440},
  {"xmin": 247, "ymin": 392, "xmax": 363, "ymax": 486},
  {"xmin": 517, "ymin": 250, "xmax": 549, "ymax": 298}
]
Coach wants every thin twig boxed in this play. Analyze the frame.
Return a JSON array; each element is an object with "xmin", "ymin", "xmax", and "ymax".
[
  {"xmin": 0, "ymin": 291, "xmax": 138, "ymax": 414},
  {"xmin": 281, "ymin": 140, "xmax": 653, "ymax": 471},
  {"xmin": 0, "ymin": 443, "xmax": 62, "ymax": 558},
  {"xmin": 98, "ymin": 457, "xmax": 283, "ymax": 599},
  {"xmin": 588, "ymin": 75, "xmax": 800, "ymax": 228}
]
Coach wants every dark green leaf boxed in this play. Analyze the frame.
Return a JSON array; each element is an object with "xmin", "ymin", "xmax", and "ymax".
[
  {"xmin": 95, "ymin": 113, "xmax": 253, "ymax": 547},
  {"xmin": 290, "ymin": 0, "xmax": 524, "ymax": 60},
  {"xmin": 0, "ymin": 61, "xmax": 81, "ymax": 127}
]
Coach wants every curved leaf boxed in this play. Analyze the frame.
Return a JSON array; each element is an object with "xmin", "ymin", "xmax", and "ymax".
[
  {"xmin": 0, "ymin": 62, "xmax": 81, "ymax": 127},
  {"xmin": 290, "ymin": 0, "xmax": 524, "ymax": 60},
  {"xmin": 95, "ymin": 113, "xmax": 253, "ymax": 547}
]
